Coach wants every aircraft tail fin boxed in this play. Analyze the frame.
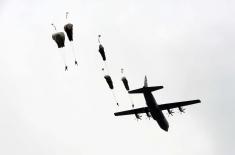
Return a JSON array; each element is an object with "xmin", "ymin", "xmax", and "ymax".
[{"xmin": 144, "ymin": 76, "xmax": 148, "ymax": 87}]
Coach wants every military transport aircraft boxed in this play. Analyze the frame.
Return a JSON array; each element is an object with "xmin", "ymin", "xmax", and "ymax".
[{"xmin": 114, "ymin": 76, "xmax": 201, "ymax": 131}]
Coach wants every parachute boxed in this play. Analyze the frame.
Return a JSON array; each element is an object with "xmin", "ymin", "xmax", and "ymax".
[
  {"xmin": 51, "ymin": 24, "xmax": 68, "ymax": 71},
  {"xmin": 64, "ymin": 12, "xmax": 73, "ymax": 41},
  {"xmin": 98, "ymin": 35, "xmax": 111, "ymax": 75},
  {"xmin": 121, "ymin": 68, "xmax": 134, "ymax": 108},
  {"xmin": 121, "ymin": 77, "xmax": 129, "ymax": 91},
  {"xmin": 103, "ymin": 74, "xmax": 119, "ymax": 106},
  {"xmin": 52, "ymin": 32, "xmax": 65, "ymax": 48},
  {"xmin": 99, "ymin": 44, "xmax": 106, "ymax": 61},
  {"xmin": 102, "ymin": 69, "xmax": 119, "ymax": 106},
  {"xmin": 64, "ymin": 12, "xmax": 78, "ymax": 65},
  {"xmin": 98, "ymin": 35, "xmax": 107, "ymax": 61},
  {"xmin": 64, "ymin": 23, "xmax": 73, "ymax": 41},
  {"xmin": 104, "ymin": 75, "xmax": 114, "ymax": 89}
]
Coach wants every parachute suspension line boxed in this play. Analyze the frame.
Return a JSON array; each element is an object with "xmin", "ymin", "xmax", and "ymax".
[
  {"xmin": 104, "ymin": 61, "xmax": 111, "ymax": 75},
  {"xmin": 70, "ymin": 42, "xmax": 78, "ymax": 65},
  {"xmin": 62, "ymin": 49, "xmax": 68, "ymax": 71},
  {"xmin": 111, "ymin": 90, "xmax": 119, "ymax": 106},
  {"xmin": 57, "ymin": 48, "xmax": 67, "ymax": 71},
  {"xmin": 61, "ymin": 50, "xmax": 66, "ymax": 65}
]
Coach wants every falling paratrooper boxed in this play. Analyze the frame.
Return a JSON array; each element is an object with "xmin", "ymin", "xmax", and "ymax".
[
  {"xmin": 51, "ymin": 23, "xmax": 68, "ymax": 71},
  {"xmin": 64, "ymin": 12, "xmax": 78, "ymax": 66},
  {"xmin": 121, "ymin": 68, "xmax": 134, "ymax": 108},
  {"xmin": 102, "ymin": 68, "xmax": 119, "ymax": 106}
]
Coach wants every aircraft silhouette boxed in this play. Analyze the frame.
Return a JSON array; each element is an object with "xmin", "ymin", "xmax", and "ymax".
[{"xmin": 114, "ymin": 76, "xmax": 201, "ymax": 131}]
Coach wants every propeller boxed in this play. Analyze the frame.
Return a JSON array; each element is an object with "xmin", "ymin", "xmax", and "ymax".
[
  {"xmin": 145, "ymin": 111, "xmax": 151, "ymax": 120},
  {"xmin": 178, "ymin": 106, "xmax": 185, "ymax": 114},
  {"xmin": 134, "ymin": 113, "xmax": 142, "ymax": 121},
  {"xmin": 167, "ymin": 109, "xmax": 174, "ymax": 116}
]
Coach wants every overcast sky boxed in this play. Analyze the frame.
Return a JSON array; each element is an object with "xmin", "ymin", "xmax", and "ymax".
[{"xmin": 0, "ymin": 0, "xmax": 234, "ymax": 155}]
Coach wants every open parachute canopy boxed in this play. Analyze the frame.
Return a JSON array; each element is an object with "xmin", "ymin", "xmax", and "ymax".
[
  {"xmin": 104, "ymin": 75, "xmax": 114, "ymax": 89},
  {"xmin": 52, "ymin": 32, "xmax": 65, "ymax": 48},
  {"xmin": 64, "ymin": 23, "xmax": 73, "ymax": 41},
  {"xmin": 121, "ymin": 77, "xmax": 130, "ymax": 91},
  {"xmin": 99, "ymin": 44, "xmax": 106, "ymax": 61}
]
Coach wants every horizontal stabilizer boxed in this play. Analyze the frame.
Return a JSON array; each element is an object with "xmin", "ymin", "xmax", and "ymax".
[
  {"xmin": 129, "ymin": 86, "xmax": 163, "ymax": 94},
  {"xmin": 128, "ymin": 88, "xmax": 145, "ymax": 94}
]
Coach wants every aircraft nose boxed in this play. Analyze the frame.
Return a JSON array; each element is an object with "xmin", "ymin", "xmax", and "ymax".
[
  {"xmin": 163, "ymin": 124, "xmax": 169, "ymax": 132},
  {"xmin": 160, "ymin": 124, "xmax": 169, "ymax": 132}
]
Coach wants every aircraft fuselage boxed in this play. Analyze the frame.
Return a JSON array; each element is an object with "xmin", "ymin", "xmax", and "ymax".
[{"xmin": 143, "ymin": 89, "xmax": 169, "ymax": 131}]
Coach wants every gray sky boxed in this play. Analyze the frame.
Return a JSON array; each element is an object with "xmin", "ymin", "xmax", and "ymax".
[{"xmin": 0, "ymin": 0, "xmax": 234, "ymax": 154}]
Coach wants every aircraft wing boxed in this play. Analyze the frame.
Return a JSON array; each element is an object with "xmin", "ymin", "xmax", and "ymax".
[
  {"xmin": 159, "ymin": 99, "xmax": 201, "ymax": 110},
  {"xmin": 114, "ymin": 107, "xmax": 149, "ymax": 116}
]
